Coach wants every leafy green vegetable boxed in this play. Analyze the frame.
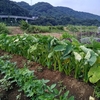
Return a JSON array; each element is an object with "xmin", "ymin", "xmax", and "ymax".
[{"xmin": 88, "ymin": 66, "xmax": 100, "ymax": 83}]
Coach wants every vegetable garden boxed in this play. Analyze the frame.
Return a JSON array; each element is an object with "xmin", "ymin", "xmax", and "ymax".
[
  {"xmin": 0, "ymin": 33, "xmax": 100, "ymax": 99},
  {"xmin": 0, "ymin": 23, "xmax": 100, "ymax": 100}
]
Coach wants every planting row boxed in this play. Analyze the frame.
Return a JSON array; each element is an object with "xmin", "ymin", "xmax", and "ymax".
[
  {"xmin": 0, "ymin": 34, "xmax": 100, "ymax": 84},
  {"xmin": 0, "ymin": 55, "xmax": 74, "ymax": 100}
]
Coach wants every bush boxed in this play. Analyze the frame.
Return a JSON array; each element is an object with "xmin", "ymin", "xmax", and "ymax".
[
  {"xmin": 67, "ymin": 25, "xmax": 79, "ymax": 32},
  {"xmin": 0, "ymin": 23, "xmax": 9, "ymax": 34},
  {"xmin": 20, "ymin": 20, "xmax": 29, "ymax": 30},
  {"xmin": 62, "ymin": 32, "xmax": 74, "ymax": 39},
  {"xmin": 27, "ymin": 25, "xmax": 50, "ymax": 33},
  {"xmin": 39, "ymin": 26, "xmax": 50, "ymax": 33},
  {"xmin": 56, "ymin": 26, "xmax": 64, "ymax": 30}
]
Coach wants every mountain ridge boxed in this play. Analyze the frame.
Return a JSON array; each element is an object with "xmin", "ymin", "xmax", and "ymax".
[
  {"xmin": 0, "ymin": 0, "xmax": 100, "ymax": 25},
  {"xmin": 16, "ymin": 1, "xmax": 100, "ymax": 21},
  {"xmin": 0, "ymin": 0, "xmax": 30, "ymax": 16}
]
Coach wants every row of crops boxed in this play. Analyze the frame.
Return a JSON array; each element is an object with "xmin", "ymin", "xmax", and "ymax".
[
  {"xmin": 0, "ymin": 55, "xmax": 74, "ymax": 100},
  {"xmin": 0, "ymin": 33, "xmax": 100, "ymax": 98}
]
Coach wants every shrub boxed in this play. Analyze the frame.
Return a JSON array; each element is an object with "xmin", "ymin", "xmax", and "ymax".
[
  {"xmin": 0, "ymin": 23, "xmax": 9, "ymax": 34},
  {"xmin": 62, "ymin": 32, "xmax": 75, "ymax": 39},
  {"xmin": 20, "ymin": 20, "xmax": 29, "ymax": 30},
  {"xmin": 27, "ymin": 25, "xmax": 50, "ymax": 33},
  {"xmin": 56, "ymin": 26, "xmax": 64, "ymax": 30},
  {"xmin": 67, "ymin": 25, "xmax": 79, "ymax": 32},
  {"xmin": 39, "ymin": 26, "xmax": 50, "ymax": 33}
]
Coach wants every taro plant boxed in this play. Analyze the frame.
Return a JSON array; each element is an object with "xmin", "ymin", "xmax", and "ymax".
[
  {"xmin": 73, "ymin": 51, "xmax": 82, "ymax": 79},
  {"xmin": 61, "ymin": 43, "xmax": 74, "ymax": 75},
  {"xmin": 52, "ymin": 44, "xmax": 66, "ymax": 72},
  {"xmin": 0, "ymin": 33, "xmax": 100, "ymax": 84},
  {"xmin": 80, "ymin": 45, "xmax": 98, "ymax": 82},
  {"xmin": 88, "ymin": 66, "xmax": 100, "ymax": 99}
]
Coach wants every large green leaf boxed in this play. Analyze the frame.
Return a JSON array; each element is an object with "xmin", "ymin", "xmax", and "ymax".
[
  {"xmin": 88, "ymin": 55, "xmax": 97, "ymax": 66},
  {"xmin": 88, "ymin": 66, "xmax": 100, "ymax": 83},
  {"xmin": 60, "ymin": 44, "xmax": 73, "ymax": 60},
  {"xmin": 53, "ymin": 45, "xmax": 66, "ymax": 52},
  {"xmin": 72, "ymin": 38, "xmax": 80, "ymax": 46},
  {"xmin": 80, "ymin": 45, "xmax": 92, "ymax": 53},
  {"xmin": 92, "ymin": 41, "xmax": 100, "ymax": 49},
  {"xmin": 80, "ymin": 45, "xmax": 98, "ymax": 66},
  {"xmin": 85, "ymin": 51, "xmax": 98, "ymax": 66},
  {"xmin": 62, "ymin": 44, "xmax": 73, "ymax": 58}
]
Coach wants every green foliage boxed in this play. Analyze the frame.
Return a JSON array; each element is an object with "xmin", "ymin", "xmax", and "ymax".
[
  {"xmin": 1, "ymin": 1, "xmax": 100, "ymax": 26},
  {"xmin": 67, "ymin": 25, "xmax": 79, "ymax": 32},
  {"xmin": 0, "ymin": 0, "xmax": 29, "ymax": 16},
  {"xmin": 0, "ymin": 56, "xmax": 74, "ymax": 100},
  {"xmin": 88, "ymin": 66, "xmax": 100, "ymax": 83},
  {"xmin": 20, "ymin": 20, "xmax": 29, "ymax": 30},
  {"xmin": 0, "ymin": 34, "xmax": 99, "ymax": 84},
  {"xmin": 80, "ymin": 45, "xmax": 98, "ymax": 66},
  {"xmin": 32, "ymin": 16, "xmax": 100, "ymax": 26},
  {"xmin": 17, "ymin": 2, "xmax": 100, "ymax": 26},
  {"xmin": 20, "ymin": 23, "xmax": 64, "ymax": 33},
  {"xmin": 16, "ymin": 1, "xmax": 31, "ymax": 11},
  {"xmin": 56, "ymin": 26, "xmax": 64, "ymax": 30},
  {"xmin": 27, "ymin": 25, "xmax": 50, "ymax": 33},
  {"xmin": 61, "ymin": 32, "xmax": 75, "ymax": 40},
  {"xmin": 59, "ymin": 91, "xmax": 74, "ymax": 100},
  {"xmin": 0, "ymin": 33, "xmax": 100, "ymax": 99},
  {"xmin": 0, "ymin": 78, "xmax": 12, "ymax": 91},
  {"xmin": 94, "ymin": 86, "xmax": 100, "ymax": 98},
  {"xmin": 0, "ymin": 23, "xmax": 9, "ymax": 34}
]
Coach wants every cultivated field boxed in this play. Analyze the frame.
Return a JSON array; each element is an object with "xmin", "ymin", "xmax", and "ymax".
[{"xmin": 0, "ymin": 23, "xmax": 100, "ymax": 100}]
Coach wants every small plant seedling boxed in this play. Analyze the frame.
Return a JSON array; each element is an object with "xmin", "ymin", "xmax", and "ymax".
[
  {"xmin": 37, "ymin": 66, "xmax": 43, "ymax": 72},
  {"xmin": 57, "ymin": 81, "xmax": 63, "ymax": 87},
  {"xmin": 16, "ymin": 93, "xmax": 21, "ymax": 100}
]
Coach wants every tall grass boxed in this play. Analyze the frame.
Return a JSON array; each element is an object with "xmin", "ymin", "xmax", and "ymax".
[
  {"xmin": 20, "ymin": 21, "xmax": 64, "ymax": 33},
  {"xmin": 0, "ymin": 23, "xmax": 9, "ymax": 34}
]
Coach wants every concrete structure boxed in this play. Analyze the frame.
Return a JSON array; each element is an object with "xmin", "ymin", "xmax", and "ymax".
[{"xmin": 0, "ymin": 15, "xmax": 37, "ymax": 22}]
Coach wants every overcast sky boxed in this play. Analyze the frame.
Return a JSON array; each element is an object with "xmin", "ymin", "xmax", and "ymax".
[{"xmin": 11, "ymin": 0, "xmax": 100, "ymax": 16}]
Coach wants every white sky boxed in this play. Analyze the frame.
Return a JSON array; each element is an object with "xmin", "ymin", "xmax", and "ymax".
[{"xmin": 11, "ymin": 0, "xmax": 100, "ymax": 16}]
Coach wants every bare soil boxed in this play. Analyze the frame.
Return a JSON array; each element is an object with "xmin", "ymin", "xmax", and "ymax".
[{"xmin": 8, "ymin": 26, "xmax": 24, "ymax": 35}]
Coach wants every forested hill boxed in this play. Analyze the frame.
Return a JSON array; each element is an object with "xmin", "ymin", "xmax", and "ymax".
[
  {"xmin": 16, "ymin": 2, "xmax": 100, "ymax": 21},
  {"xmin": 0, "ymin": 0, "xmax": 30, "ymax": 16},
  {"xmin": 0, "ymin": 0, "xmax": 100, "ymax": 25}
]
